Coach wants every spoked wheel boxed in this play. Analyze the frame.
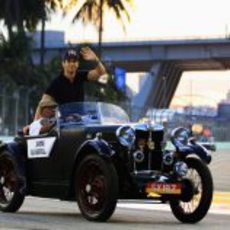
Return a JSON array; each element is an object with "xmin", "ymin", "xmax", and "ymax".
[
  {"xmin": 170, "ymin": 157, "xmax": 213, "ymax": 223},
  {"xmin": 75, "ymin": 154, "xmax": 118, "ymax": 222},
  {"xmin": 0, "ymin": 152, "xmax": 25, "ymax": 212}
]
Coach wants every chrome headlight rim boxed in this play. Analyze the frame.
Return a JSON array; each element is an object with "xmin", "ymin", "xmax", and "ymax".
[
  {"xmin": 171, "ymin": 127, "xmax": 190, "ymax": 146},
  {"xmin": 116, "ymin": 125, "xmax": 136, "ymax": 148}
]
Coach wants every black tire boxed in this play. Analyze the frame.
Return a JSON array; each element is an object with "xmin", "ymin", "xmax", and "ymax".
[
  {"xmin": 75, "ymin": 154, "xmax": 118, "ymax": 222},
  {"xmin": 0, "ymin": 152, "xmax": 25, "ymax": 212},
  {"xmin": 170, "ymin": 157, "xmax": 213, "ymax": 223}
]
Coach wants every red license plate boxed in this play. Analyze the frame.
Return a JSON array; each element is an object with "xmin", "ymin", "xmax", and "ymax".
[{"xmin": 145, "ymin": 182, "xmax": 182, "ymax": 195}]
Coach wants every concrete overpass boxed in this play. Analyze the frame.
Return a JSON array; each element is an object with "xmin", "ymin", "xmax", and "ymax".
[{"xmin": 33, "ymin": 38, "xmax": 230, "ymax": 117}]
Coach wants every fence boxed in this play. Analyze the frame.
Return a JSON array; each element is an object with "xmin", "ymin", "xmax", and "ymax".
[
  {"xmin": 0, "ymin": 85, "xmax": 37, "ymax": 135},
  {"xmin": 0, "ymin": 89, "xmax": 229, "ymax": 141}
]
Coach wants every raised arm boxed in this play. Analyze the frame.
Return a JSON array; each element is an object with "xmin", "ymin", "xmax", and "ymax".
[{"xmin": 80, "ymin": 47, "xmax": 107, "ymax": 81}]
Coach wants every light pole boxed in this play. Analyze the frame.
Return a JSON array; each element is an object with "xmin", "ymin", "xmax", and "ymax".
[
  {"xmin": 1, "ymin": 83, "xmax": 10, "ymax": 135},
  {"xmin": 162, "ymin": 75, "xmax": 167, "ymax": 108},
  {"xmin": 190, "ymin": 77, "xmax": 193, "ymax": 107},
  {"xmin": 190, "ymin": 77, "xmax": 193, "ymax": 116},
  {"xmin": 14, "ymin": 86, "xmax": 25, "ymax": 135},
  {"xmin": 25, "ymin": 86, "xmax": 37, "ymax": 124}
]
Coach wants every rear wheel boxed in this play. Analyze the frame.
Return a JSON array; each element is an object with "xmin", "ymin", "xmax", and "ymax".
[
  {"xmin": 0, "ymin": 152, "xmax": 25, "ymax": 212},
  {"xmin": 75, "ymin": 154, "xmax": 118, "ymax": 222},
  {"xmin": 169, "ymin": 157, "xmax": 213, "ymax": 223}
]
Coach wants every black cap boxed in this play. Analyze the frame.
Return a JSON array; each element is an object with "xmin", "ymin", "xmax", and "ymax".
[{"xmin": 63, "ymin": 49, "xmax": 79, "ymax": 61}]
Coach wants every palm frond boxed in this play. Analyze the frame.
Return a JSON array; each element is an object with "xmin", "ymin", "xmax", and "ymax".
[
  {"xmin": 46, "ymin": 0, "xmax": 61, "ymax": 10},
  {"xmin": 104, "ymin": 0, "xmax": 131, "ymax": 32},
  {"xmin": 106, "ymin": 0, "xmax": 131, "ymax": 21},
  {"xmin": 72, "ymin": 0, "xmax": 99, "ymax": 25},
  {"xmin": 63, "ymin": 0, "xmax": 79, "ymax": 11}
]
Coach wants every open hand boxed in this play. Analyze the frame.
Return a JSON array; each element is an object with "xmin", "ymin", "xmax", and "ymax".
[{"xmin": 80, "ymin": 47, "xmax": 98, "ymax": 61}]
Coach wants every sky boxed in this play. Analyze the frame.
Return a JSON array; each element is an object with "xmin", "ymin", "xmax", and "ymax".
[
  {"xmin": 171, "ymin": 71, "xmax": 230, "ymax": 108},
  {"xmin": 45, "ymin": 0, "xmax": 230, "ymax": 108},
  {"xmin": 46, "ymin": 0, "xmax": 230, "ymax": 42}
]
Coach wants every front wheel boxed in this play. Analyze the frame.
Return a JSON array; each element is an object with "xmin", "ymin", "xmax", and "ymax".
[
  {"xmin": 0, "ymin": 152, "xmax": 25, "ymax": 212},
  {"xmin": 170, "ymin": 157, "xmax": 213, "ymax": 223},
  {"xmin": 75, "ymin": 154, "xmax": 118, "ymax": 222}
]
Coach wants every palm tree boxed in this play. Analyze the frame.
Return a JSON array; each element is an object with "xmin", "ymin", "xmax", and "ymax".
[
  {"xmin": 39, "ymin": 1, "xmax": 63, "ymax": 67},
  {"xmin": 64, "ymin": 0, "xmax": 133, "ymax": 57},
  {"xmin": 0, "ymin": 0, "xmax": 63, "ymax": 66},
  {"xmin": 0, "ymin": 0, "xmax": 43, "ymax": 39},
  {"xmin": 0, "ymin": 0, "xmax": 22, "ymax": 39}
]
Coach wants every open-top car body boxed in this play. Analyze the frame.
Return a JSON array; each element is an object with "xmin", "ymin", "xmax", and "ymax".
[{"xmin": 0, "ymin": 102, "xmax": 213, "ymax": 223}]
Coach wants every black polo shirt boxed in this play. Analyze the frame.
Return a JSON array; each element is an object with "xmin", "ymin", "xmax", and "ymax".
[{"xmin": 45, "ymin": 70, "xmax": 88, "ymax": 105}]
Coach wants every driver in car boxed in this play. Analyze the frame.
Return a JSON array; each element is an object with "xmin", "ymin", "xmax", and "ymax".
[
  {"xmin": 29, "ymin": 100, "xmax": 57, "ymax": 136},
  {"xmin": 0, "ymin": 100, "xmax": 58, "ymax": 201}
]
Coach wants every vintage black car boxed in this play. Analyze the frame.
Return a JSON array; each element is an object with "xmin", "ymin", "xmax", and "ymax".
[{"xmin": 0, "ymin": 102, "xmax": 213, "ymax": 223}]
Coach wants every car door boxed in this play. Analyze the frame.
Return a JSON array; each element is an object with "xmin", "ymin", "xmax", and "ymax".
[
  {"xmin": 26, "ymin": 123, "xmax": 87, "ymax": 198},
  {"xmin": 26, "ymin": 132, "xmax": 65, "ymax": 197}
]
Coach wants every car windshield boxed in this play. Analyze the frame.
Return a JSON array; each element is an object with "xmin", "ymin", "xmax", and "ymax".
[{"xmin": 58, "ymin": 102, "xmax": 130, "ymax": 125}]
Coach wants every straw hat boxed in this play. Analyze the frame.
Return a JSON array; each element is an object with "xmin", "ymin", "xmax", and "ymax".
[{"xmin": 38, "ymin": 100, "xmax": 58, "ymax": 108}]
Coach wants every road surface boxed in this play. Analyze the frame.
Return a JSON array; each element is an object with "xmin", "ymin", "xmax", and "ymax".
[{"xmin": 0, "ymin": 148, "xmax": 229, "ymax": 230}]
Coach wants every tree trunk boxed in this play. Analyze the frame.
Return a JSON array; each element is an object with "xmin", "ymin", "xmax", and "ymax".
[
  {"xmin": 98, "ymin": 0, "xmax": 103, "ymax": 58},
  {"xmin": 5, "ymin": 0, "xmax": 14, "ymax": 40},
  {"xmin": 14, "ymin": 0, "xmax": 24, "ymax": 35},
  {"xmin": 6, "ymin": 24, "xmax": 13, "ymax": 41}
]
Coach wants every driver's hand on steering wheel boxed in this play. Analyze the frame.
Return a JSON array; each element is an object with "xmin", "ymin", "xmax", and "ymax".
[{"xmin": 65, "ymin": 113, "xmax": 82, "ymax": 122}]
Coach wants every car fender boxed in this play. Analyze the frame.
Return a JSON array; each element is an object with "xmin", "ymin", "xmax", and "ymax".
[
  {"xmin": 178, "ymin": 143, "xmax": 212, "ymax": 164},
  {"xmin": 0, "ymin": 140, "xmax": 7, "ymax": 152},
  {"xmin": 75, "ymin": 138, "xmax": 114, "ymax": 160},
  {"xmin": 68, "ymin": 139, "xmax": 115, "ymax": 197}
]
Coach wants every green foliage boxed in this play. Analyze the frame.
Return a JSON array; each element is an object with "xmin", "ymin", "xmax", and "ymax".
[
  {"xmin": 0, "ymin": 32, "xmax": 60, "ymax": 100},
  {"xmin": 0, "ymin": 32, "xmax": 31, "ymax": 60},
  {"xmin": 85, "ymin": 74, "xmax": 127, "ymax": 104},
  {"xmin": 0, "ymin": 0, "xmax": 62, "ymax": 40},
  {"xmin": 0, "ymin": 32, "xmax": 31, "ymax": 86}
]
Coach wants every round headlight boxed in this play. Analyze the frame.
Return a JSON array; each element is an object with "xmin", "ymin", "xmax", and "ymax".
[
  {"xmin": 171, "ymin": 127, "xmax": 190, "ymax": 145},
  {"xmin": 116, "ymin": 125, "xmax": 135, "ymax": 147}
]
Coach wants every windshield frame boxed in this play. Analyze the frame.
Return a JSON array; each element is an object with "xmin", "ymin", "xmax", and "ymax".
[{"xmin": 57, "ymin": 101, "xmax": 130, "ymax": 126}]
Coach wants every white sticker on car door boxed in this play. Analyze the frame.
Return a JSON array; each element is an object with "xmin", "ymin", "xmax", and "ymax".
[{"xmin": 27, "ymin": 137, "xmax": 56, "ymax": 159}]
